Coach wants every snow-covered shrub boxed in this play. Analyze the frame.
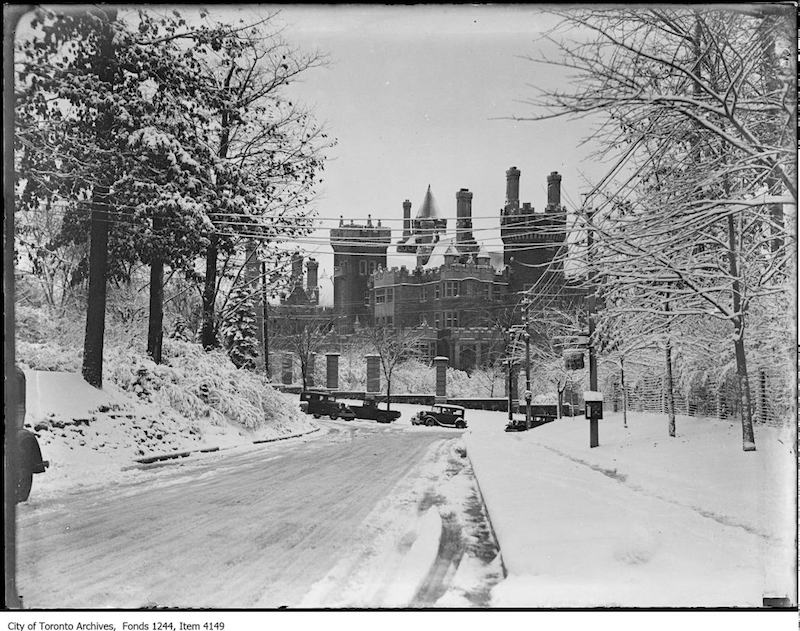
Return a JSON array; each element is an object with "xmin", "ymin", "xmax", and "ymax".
[
  {"xmin": 106, "ymin": 340, "xmax": 306, "ymax": 432},
  {"xmin": 17, "ymin": 340, "xmax": 82, "ymax": 372},
  {"xmin": 392, "ymin": 359, "xmax": 433, "ymax": 393}
]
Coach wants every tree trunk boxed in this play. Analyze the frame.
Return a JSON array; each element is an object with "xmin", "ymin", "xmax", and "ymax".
[
  {"xmin": 733, "ymin": 332, "xmax": 756, "ymax": 450},
  {"xmin": 727, "ymin": 213, "xmax": 756, "ymax": 451},
  {"xmin": 665, "ymin": 341, "xmax": 676, "ymax": 437},
  {"xmin": 147, "ymin": 256, "xmax": 164, "ymax": 363},
  {"xmin": 386, "ymin": 378, "xmax": 391, "ymax": 412},
  {"xmin": 201, "ymin": 234, "xmax": 218, "ymax": 349},
  {"xmin": 81, "ymin": 10, "xmax": 116, "ymax": 388},
  {"xmin": 82, "ymin": 196, "xmax": 109, "ymax": 388},
  {"xmin": 621, "ymin": 358, "xmax": 627, "ymax": 429}
]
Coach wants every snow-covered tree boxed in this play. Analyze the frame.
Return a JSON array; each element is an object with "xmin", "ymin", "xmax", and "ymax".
[
  {"xmin": 193, "ymin": 12, "xmax": 334, "ymax": 349},
  {"xmin": 519, "ymin": 7, "xmax": 795, "ymax": 450},
  {"xmin": 220, "ymin": 283, "xmax": 260, "ymax": 370},
  {"xmin": 365, "ymin": 326, "xmax": 426, "ymax": 412}
]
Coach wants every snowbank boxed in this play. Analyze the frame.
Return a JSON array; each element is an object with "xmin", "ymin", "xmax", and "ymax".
[
  {"xmin": 464, "ymin": 410, "xmax": 795, "ymax": 607},
  {"xmin": 22, "ymin": 369, "xmax": 315, "ymax": 498}
]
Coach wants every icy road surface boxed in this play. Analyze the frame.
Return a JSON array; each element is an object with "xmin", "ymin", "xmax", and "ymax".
[{"xmin": 15, "ymin": 418, "xmax": 501, "ymax": 608}]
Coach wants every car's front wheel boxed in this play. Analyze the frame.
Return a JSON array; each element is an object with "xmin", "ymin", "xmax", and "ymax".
[
  {"xmin": 425, "ymin": 416, "xmax": 437, "ymax": 427},
  {"xmin": 455, "ymin": 421, "xmax": 466, "ymax": 429},
  {"xmin": 313, "ymin": 414, "xmax": 321, "ymax": 419},
  {"xmin": 329, "ymin": 412, "xmax": 338, "ymax": 420}
]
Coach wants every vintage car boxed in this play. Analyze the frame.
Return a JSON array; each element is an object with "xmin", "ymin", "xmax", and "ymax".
[
  {"xmin": 13, "ymin": 368, "xmax": 49, "ymax": 502},
  {"xmin": 299, "ymin": 390, "xmax": 356, "ymax": 421},
  {"xmin": 411, "ymin": 404, "xmax": 467, "ymax": 429},
  {"xmin": 348, "ymin": 397, "xmax": 402, "ymax": 423},
  {"xmin": 505, "ymin": 403, "xmax": 559, "ymax": 432}
]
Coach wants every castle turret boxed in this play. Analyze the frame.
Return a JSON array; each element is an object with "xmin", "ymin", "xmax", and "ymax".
[
  {"xmin": 546, "ymin": 171, "xmax": 562, "ymax": 212},
  {"xmin": 505, "ymin": 166, "xmax": 521, "ymax": 212},
  {"xmin": 413, "ymin": 185, "xmax": 447, "ymax": 243}
]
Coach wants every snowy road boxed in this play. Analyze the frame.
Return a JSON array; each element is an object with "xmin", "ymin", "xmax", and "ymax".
[{"xmin": 15, "ymin": 420, "xmax": 499, "ymax": 608}]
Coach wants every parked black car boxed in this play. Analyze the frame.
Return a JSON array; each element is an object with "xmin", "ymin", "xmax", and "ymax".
[
  {"xmin": 13, "ymin": 368, "xmax": 48, "ymax": 502},
  {"xmin": 411, "ymin": 404, "xmax": 467, "ymax": 429},
  {"xmin": 349, "ymin": 397, "xmax": 401, "ymax": 423},
  {"xmin": 299, "ymin": 390, "xmax": 356, "ymax": 420}
]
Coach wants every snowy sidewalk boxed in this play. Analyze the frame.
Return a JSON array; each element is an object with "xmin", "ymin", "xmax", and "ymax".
[{"xmin": 464, "ymin": 410, "xmax": 795, "ymax": 607}]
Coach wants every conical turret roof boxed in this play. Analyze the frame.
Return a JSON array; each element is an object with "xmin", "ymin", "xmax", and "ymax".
[{"xmin": 415, "ymin": 185, "xmax": 441, "ymax": 220}]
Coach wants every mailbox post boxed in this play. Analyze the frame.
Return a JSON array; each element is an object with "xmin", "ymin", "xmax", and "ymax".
[{"xmin": 584, "ymin": 391, "xmax": 603, "ymax": 448}]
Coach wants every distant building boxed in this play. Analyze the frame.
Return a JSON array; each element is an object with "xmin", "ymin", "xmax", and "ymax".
[{"xmin": 322, "ymin": 166, "xmax": 584, "ymax": 369}]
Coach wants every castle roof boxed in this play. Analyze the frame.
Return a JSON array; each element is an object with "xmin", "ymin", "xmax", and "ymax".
[{"xmin": 415, "ymin": 185, "xmax": 441, "ymax": 220}]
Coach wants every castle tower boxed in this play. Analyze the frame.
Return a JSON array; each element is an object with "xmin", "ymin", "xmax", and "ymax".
[
  {"xmin": 501, "ymin": 167, "xmax": 566, "ymax": 292},
  {"xmin": 331, "ymin": 217, "xmax": 391, "ymax": 331},
  {"xmin": 456, "ymin": 188, "xmax": 478, "ymax": 256}
]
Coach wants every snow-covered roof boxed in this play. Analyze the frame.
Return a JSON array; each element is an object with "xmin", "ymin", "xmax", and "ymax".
[{"xmin": 421, "ymin": 237, "xmax": 453, "ymax": 270}]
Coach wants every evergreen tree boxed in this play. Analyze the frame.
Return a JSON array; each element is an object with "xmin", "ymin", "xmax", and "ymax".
[{"xmin": 220, "ymin": 284, "xmax": 260, "ymax": 370}]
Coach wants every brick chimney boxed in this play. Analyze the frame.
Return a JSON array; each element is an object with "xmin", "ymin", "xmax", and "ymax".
[{"xmin": 402, "ymin": 199, "xmax": 412, "ymax": 239}]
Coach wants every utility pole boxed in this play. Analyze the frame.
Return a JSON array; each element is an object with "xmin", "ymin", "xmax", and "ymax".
[
  {"xmin": 524, "ymin": 329, "xmax": 532, "ymax": 428},
  {"xmin": 260, "ymin": 261, "xmax": 270, "ymax": 379},
  {"xmin": 586, "ymin": 207, "xmax": 599, "ymax": 448},
  {"xmin": 506, "ymin": 358, "xmax": 513, "ymax": 421}
]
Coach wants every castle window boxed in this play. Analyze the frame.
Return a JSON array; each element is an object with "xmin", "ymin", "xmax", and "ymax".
[
  {"xmin": 445, "ymin": 311, "xmax": 459, "ymax": 328},
  {"xmin": 364, "ymin": 289, "xmax": 370, "ymax": 306},
  {"xmin": 434, "ymin": 284, "xmax": 441, "ymax": 300},
  {"xmin": 444, "ymin": 281, "xmax": 459, "ymax": 297},
  {"xmin": 359, "ymin": 260, "xmax": 368, "ymax": 276},
  {"xmin": 421, "ymin": 286, "xmax": 428, "ymax": 302},
  {"xmin": 386, "ymin": 288, "xmax": 394, "ymax": 303},
  {"xmin": 375, "ymin": 289, "xmax": 385, "ymax": 304},
  {"xmin": 434, "ymin": 312, "xmax": 441, "ymax": 328}
]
